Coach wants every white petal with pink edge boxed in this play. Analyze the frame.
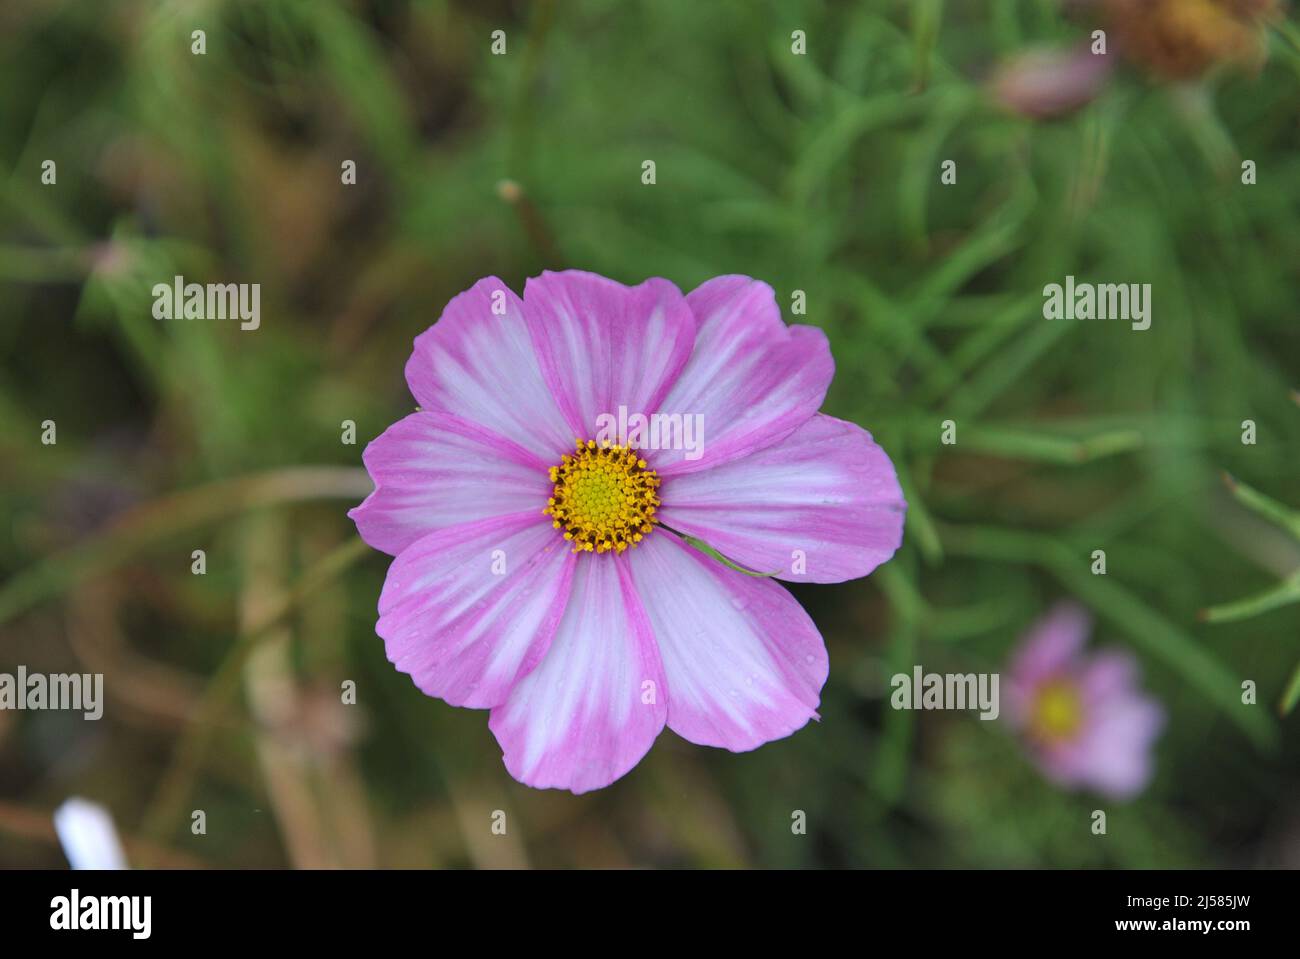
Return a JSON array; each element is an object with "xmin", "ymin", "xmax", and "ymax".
[
  {"xmin": 350, "ymin": 412, "xmax": 553, "ymax": 556},
  {"xmin": 657, "ymin": 413, "xmax": 905, "ymax": 583},
  {"xmin": 489, "ymin": 553, "xmax": 667, "ymax": 793},
  {"xmin": 629, "ymin": 533, "xmax": 828, "ymax": 751},
  {"xmin": 522, "ymin": 271, "xmax": 696, "ymax": 439},
  {"xmin": 651, "ymin": 275, "xmax": 833, "ymax": 476},
  {"xmin": 405, "ymin": 276, "xmax": 574, "ymax": 462},
  {"xmin": 377, "ymin": 512, "xmax": 575, "ymax": 710}
]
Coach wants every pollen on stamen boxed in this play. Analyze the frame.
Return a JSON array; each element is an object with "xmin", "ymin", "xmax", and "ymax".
[{"xmin": 541, "ymin": 438, "xmax": 660, "ymax": 554}]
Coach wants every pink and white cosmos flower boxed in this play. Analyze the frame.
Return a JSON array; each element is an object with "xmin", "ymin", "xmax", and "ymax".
[
  {"xmin": 1005, "ymin": 603, "xmax": 1165, "ymax": 800},
  {"xmin": 350, "ymin": 270, "xmax": 907, "ymax": 793}
]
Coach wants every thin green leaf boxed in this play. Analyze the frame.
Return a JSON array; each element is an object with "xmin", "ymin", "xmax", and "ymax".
[
  {"xmin": 1221, "ymin": 472, "xmax": 1300, "ymax": 541},
  {"xmin": 1199, "ymin": 571, "xmax": 1300, "ymax": 624},
  {"xmin": 1280, "ymin": 661, "xmax": 1300, "ymax": 717},
  {"xmin": 661, "ymin": 525, "xmax": 782, "ymax": 578}
]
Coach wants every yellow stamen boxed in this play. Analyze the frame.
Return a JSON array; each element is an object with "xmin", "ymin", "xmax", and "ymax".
[
  {"xmin": 1029, "ymin": 679, "xmax": 1085, "ymax": 744},
  {"xmin": 542, "ymin": 438, "xmax": 660, "ymax": 555}
]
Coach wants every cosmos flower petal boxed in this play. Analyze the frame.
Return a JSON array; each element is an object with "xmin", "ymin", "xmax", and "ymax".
[
  {"xmin": 1074, "ymin": 695, "xmax": 1165, "ymax": 800},
  {"xmin": 1078, "ymin": 650, "xmax": 1139, "ymax": 703},
  {"xmin": 377, "ymin": 512, "xmax": 577, "ymax": 710},
  {"xmin": 652, "ymin": 275, "xmax": 834, "ymax": 476},
  {"xmin": 1009, "ymin": 602, "xmax": 1091, "ymax": 687},
  {"xmin": 349, "ymin": 412, "xmax": 553, "ymax": 556},
  {"xmin": 629, "ymin": 533, "xmax": 827, "ymax": 751},
  {"xmin": 405, "ymin": 276, "xmax": 573, "ymax": 462},
  {"xmin": 658, "ymin": 413, "xmax": 906, "ymax": 583},
  {"xmin": 489, "ymin": 554, "xmax": 667, "ymax": 793},
  {"xmin": 522, "ymin": 270, "xmax": 696, "ymax": 438}
]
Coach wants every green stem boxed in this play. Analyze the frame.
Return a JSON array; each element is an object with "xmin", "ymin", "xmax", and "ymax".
[
  {"xmin": 658, "ymin": 523, "xmax": 782, "ymax": 578},
  {"xmin": 1221, "ymin": 472, "xmax": 1300, "ymax": 541},
  {"xmin": 1280, "ymin": 661, "xmax": 1300, "ymax": 717},
  {"xmin": 1199, "ymin": 571, "xmax": 1300, "ymax": 624}
]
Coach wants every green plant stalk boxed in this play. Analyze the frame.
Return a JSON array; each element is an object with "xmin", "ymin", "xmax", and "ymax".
[
  {"xmin": 660, "ymin": 524, "xmax": 781, "ymax": 578},
  {"xmin": 1280, "ymin": 660, "xmax": 1300, "ymax": 717},
  {"xmin": 1199, "ymin": 571, "xmax": 1300, "ymax": 624},
  {"xmin": 873, "ymin": 563, "xmax": 921, "ymax": 804},
  {"xmin": 1221, "ymin": 472, "xmax": 1300, "ymax": 541}
]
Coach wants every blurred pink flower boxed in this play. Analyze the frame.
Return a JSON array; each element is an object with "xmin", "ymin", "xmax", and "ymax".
[
  {"xmin": 1006, "ymin": 603, "xmax": 1164, "ymax": 799},
  {"xmin": 350, "ymin": 271, "xmax": 907, "ymax": 793},
  {"xmin": 991, "ymin": 0, "xmax": 1280, "ymax": 117},
  {"xmin": 990, "ymin": 44, "xmax": 1114, "ymax": 119}
]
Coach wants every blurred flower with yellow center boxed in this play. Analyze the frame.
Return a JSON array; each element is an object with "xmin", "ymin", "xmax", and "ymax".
[
  {"xmin": 1029, "ymin": 679, "xmax": 1085, "ymax": 743},
  {"xmin": 1005, "ymin": 603, "xmax": 1165, "ymax": 799}
]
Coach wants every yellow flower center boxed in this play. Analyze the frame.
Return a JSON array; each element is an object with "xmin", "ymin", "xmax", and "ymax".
[
  {"xmin": 1029, "ymin": 680, "xmax": 1085, "ymax": 744},
  {"xmin": 543, "ymin": 439, "xmax": 661, "ymax": 554}
]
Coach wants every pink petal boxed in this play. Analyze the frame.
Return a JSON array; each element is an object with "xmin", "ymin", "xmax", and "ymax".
[
  {"xmin": 377, "ymin": 512, "xmax": 575, "ymax": 710},
  {"xmin": 1076, "ymin": 694, "xmax": 1164, "ymax": 799},
  {"xmin": 522, "ymin": 271, "xmax": 696, "ymax": 439},
  {"xmin": 1009, "ymin": 602, "xmax": 1092, "ymax": 688},
  {"xmin": 489, "ymin": 554, "xmax": 667, "ymax": 793},
  {"xmin": 405, "ymin": 277, "xmax": 574, "ymax": 462},
  {"xmin": 657, "ymin": 413, "xmax": 905, "ymax": 583},
  {"xmin": 1079, "ymin": 650, "xmax": 1139, "ymax": 705},
  {"xmin": 629, "ymin": 533, "xmax": 827, "ymax": 751},
  {"xmin": 650, "ymin": 276, "xmax": 833, "ymax": 476},
  {"xmin": 990, "ymin": 44, "xmax": 1113, "ymax": 120},
  {"xmin": 349, "ymin": 412, "xmax": 552, "ymax": 556}
]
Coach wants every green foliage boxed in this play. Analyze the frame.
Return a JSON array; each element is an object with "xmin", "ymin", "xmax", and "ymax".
[{"xmin": 0, "ymin": 0, "xmax": 1296, "ymax": 868}]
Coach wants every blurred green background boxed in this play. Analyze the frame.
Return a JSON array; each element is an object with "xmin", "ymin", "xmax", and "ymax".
[{"xmin": 1, "ymin": 0, "xmax": 1298, "ymax": 868}]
